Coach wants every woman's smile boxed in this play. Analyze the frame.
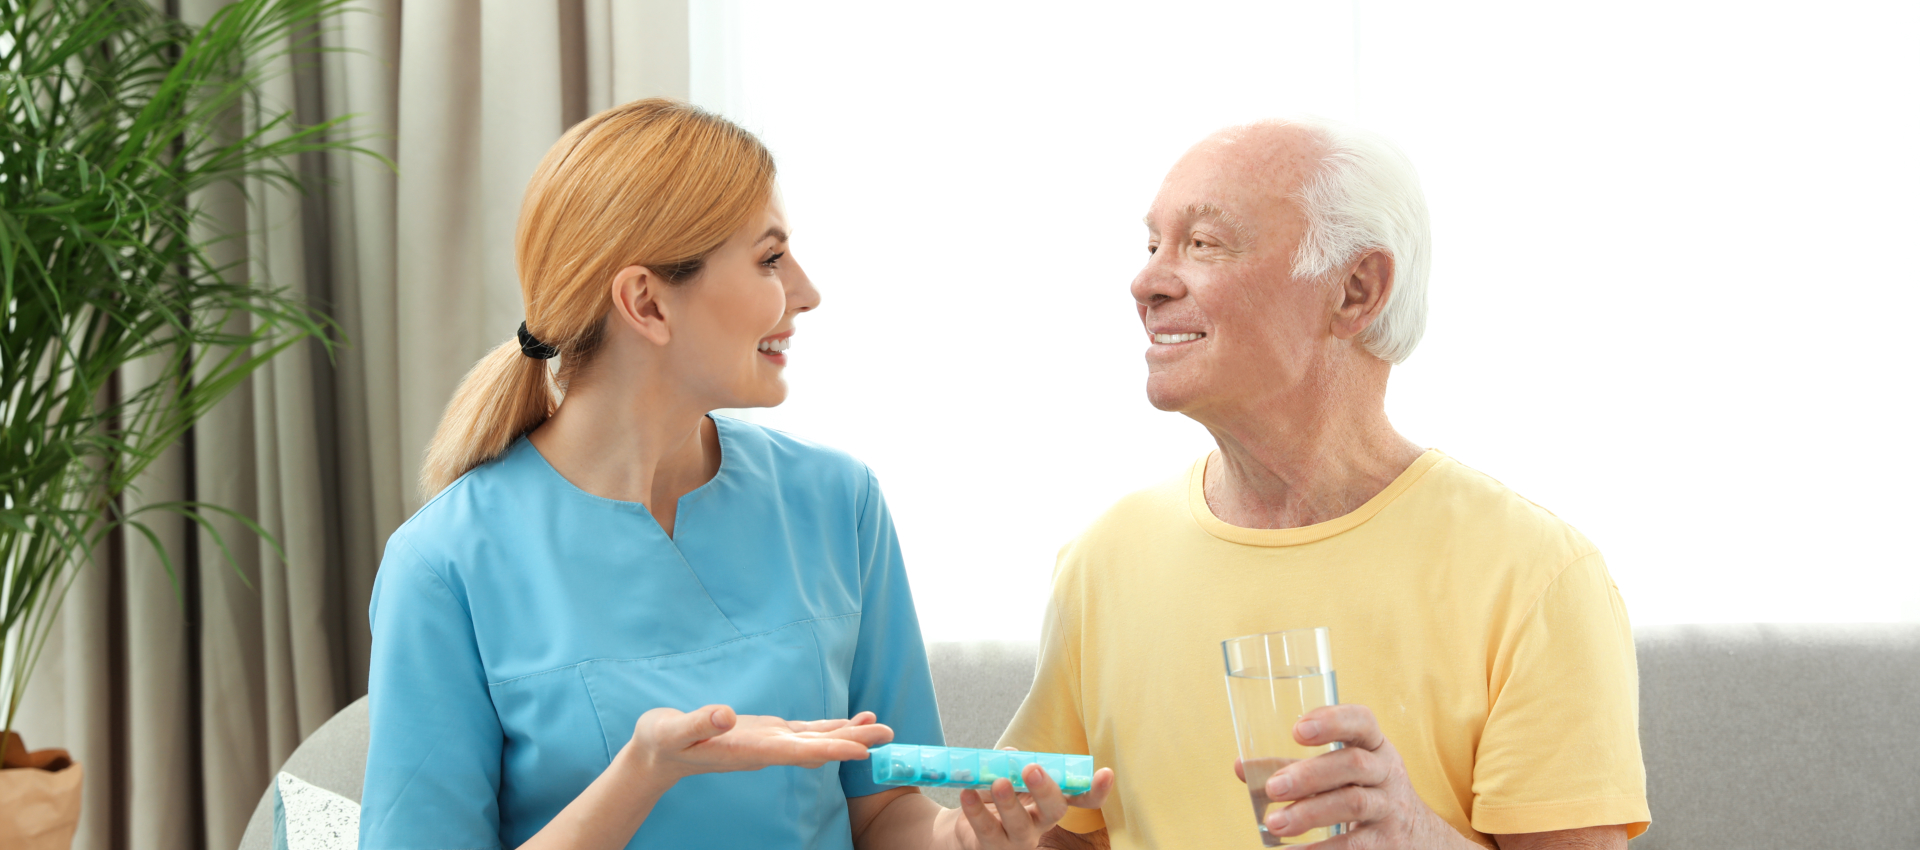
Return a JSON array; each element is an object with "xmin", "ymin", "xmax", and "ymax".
[{"xmin": 757, "ymin": 330, "xmax": 792, "ymax": 366}]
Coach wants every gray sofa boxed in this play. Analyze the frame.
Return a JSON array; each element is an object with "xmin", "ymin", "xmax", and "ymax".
[{"xmin": 240, "ymin": 624, "xmax": 1920, "ymax": 849}]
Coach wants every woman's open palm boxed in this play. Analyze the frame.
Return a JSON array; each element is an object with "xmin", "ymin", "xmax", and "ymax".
[{"xmin": 635, "ymin": 705, "xmax": 894, "ymax": 779}]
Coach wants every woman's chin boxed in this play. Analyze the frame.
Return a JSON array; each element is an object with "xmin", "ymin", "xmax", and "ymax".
[{"xmin": 726, "ymin": 381, "xmax": 788, "ymax": 410}]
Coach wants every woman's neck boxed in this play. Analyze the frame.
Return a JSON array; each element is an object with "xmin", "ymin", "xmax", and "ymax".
[{"xmin": 527, "ymin": 368, "xmax": 721, "ymax": 537}]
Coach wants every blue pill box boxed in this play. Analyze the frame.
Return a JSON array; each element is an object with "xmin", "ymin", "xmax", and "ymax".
[{"xmin": 869, "ymin": 744, "xmax": 1094, "ymax": 794}]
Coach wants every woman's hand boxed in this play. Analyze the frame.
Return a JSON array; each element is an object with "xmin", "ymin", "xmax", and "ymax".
[
  {"xmin": 521, "ymin": 707, "xmax": 889, "ymax": 850},
  {"xmin": 953, "ymin": 760, "xmax": 1115, "ymax": 850},
  {"xmin": 629, "ymin": 705, "xmax": 895, "ymax": 781}
]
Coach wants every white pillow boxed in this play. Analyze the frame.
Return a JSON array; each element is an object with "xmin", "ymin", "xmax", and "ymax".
[{"xmin": 272, "ymin": 771, "xmax": 360, "ymax": 850}]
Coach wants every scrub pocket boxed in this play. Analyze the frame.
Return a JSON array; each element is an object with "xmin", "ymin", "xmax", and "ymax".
[{"xmin": 577, "ymin": 620, "xmax": 842, "ymax": 846}]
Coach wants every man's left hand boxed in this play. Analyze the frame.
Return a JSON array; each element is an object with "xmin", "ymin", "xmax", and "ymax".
[{"xmin": 1236, "ymin": 704, "xmax": 1472, "ymax": 849}]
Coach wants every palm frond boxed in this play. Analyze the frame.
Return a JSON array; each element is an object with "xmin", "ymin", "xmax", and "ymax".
[{"xmin": 0, "ymin": 0, "xmax": 367, "ymax": 733}]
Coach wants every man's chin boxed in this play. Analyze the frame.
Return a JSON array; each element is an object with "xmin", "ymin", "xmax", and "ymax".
[{"xmin": 1144, "ymin": 378, "xmax": 1196, "ymax": 413}]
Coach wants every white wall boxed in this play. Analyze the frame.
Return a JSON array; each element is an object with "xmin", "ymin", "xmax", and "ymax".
[{"xmin": 692, "ymin": 0, "xmax": 1920, "ymax": 641}]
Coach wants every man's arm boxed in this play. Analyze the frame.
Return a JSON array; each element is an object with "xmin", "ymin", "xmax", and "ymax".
[
  {"xmin": 1038, "ymin": 826, "xmax": 1108, "ymax": 850},
  {"xmin": 1494, "ymin": 825, "xmax": 1627, "ymax": 850},
  {"xmin": 1251, "ymin": 706, "xmax": 1641, "ymax": 850},
  {"xmin": 1033, "ymin": 810, "xmax": 1628, "ymax": 850}
]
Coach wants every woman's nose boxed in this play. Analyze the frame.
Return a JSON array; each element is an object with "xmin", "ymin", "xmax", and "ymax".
[{"xmin": 786, "ymin": 255, "xmax": 821, "ymax": 313}]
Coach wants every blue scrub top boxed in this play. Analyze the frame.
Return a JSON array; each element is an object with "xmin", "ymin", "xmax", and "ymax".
[{"xmin": 359, "ymin": 416, "xmax": 945, "ymax": 850}]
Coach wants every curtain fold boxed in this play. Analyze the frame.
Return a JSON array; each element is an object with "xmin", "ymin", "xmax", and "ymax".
[{"xmin": 13, "ymin": 2, "xmax": 692, "ymax": 848}]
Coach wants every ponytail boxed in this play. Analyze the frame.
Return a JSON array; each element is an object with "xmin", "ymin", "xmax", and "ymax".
[
  {"xmin": 417, "ymin": 98, "xmax": 775, "ymax": 498},
  {"xmin": 419, "ymin": 340, "xmax": 558, "ymax": 497}
]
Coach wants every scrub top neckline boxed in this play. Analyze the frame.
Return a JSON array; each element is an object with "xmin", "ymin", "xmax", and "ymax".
[{"xmin": 516, "ymin": 414, "xmax": 736, "ymax": 525}]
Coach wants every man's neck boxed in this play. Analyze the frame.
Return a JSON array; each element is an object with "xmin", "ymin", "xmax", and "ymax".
[{"xmin": 1196, "ymin": 372, "xmax": 1423, "ymax": 531}]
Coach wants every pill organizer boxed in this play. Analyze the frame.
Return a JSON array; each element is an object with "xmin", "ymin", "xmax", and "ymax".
[{"xmin": 868, "ymin": 744, "xmax": 1095, "ymax": 794}]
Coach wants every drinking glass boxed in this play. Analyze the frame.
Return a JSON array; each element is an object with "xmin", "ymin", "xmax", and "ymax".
[{"xmin": 1222, "ymin": 627, "xmax": 1344, "ymax": 846}]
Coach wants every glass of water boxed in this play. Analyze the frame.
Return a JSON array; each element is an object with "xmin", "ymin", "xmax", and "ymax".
[{"xmin": 1222, "ymin": 627, "xmax": 1344, "ymax": 846}]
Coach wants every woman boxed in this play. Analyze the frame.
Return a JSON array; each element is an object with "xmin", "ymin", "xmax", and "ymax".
[{"xmin": 359, "ymin": 100, "xmax": 1111, "ymax": 850}]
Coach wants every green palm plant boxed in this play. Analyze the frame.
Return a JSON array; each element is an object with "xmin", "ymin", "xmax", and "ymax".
[{"xmin": 0, "ymin": 0, "xmax": 365, "ymax": 736}]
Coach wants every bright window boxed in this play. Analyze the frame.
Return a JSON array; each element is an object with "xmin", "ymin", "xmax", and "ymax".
[{"xmin": 694, "ymin": 0, "xmax": 1920, "ymax": 641}]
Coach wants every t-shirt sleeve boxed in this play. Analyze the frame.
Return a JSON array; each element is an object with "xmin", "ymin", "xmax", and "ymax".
[
  {"xmin": 359, "ymin": 534, "xmax": 507, "ymax": 850},
  {"xmin": 840, "ymin": 468, "xmax": 946, "ymax": 799},
  {"xmin": 997, "ymin": 550, "xmax": 1105, "ymax": 835},
  {"xmin": 1471, "ymin": 551, "xmax": 1650, "ymax": 838}
]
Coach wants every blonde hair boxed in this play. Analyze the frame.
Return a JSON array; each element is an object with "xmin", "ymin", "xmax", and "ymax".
[{"xmin": 420, "ymin": 99, "xmax": 776, "ymax": 497}]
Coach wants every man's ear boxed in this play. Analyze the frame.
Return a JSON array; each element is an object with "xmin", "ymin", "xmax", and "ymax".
[
  {"xmin": 1331, "ymin": 250, "xmax": 1395, "ymax": 342},
  {"xmin": 609, "ymin": 264, "xmax": 672, "ymax": 346}
]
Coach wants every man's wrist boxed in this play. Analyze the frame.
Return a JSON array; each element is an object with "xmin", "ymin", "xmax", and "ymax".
[{"xmin": 1415, "ymin": 807, "xmax": 1478, "ymax": 850}]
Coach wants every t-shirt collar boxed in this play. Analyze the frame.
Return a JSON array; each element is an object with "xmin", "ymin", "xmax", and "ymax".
[{"xmin": 1188, "ymin": 449, "xmax": 1447, "ymax": 547}]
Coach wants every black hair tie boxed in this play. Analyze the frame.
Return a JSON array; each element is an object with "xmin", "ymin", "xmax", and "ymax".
[{"xmin": 517, "ymin": 321, "xmax": 559, "ymax": 360}]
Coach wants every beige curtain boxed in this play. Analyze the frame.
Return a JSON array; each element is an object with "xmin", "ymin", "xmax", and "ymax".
[{"xmin": 12, "ymin": 2, "xmax": 691, "ymax": 848}]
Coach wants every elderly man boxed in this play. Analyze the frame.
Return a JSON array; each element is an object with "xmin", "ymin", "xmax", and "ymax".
[{"xmin": 998, "ymin": 120, "xmax": 1649, "ymax": 850}]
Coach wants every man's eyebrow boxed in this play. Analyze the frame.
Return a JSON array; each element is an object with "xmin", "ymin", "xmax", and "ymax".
[
  {"xmin": 1184, "ymin": 203, "xmax": 1249, "ymax": 241},
  {"xmin": 1142, "ymin": 204, "xmax": 1249, "ymax": 242}
]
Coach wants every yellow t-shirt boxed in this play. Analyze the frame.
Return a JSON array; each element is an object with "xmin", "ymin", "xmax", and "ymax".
[{"xmin": 999, "ymin": 450, "xmax": 1650, "ymax": 849}]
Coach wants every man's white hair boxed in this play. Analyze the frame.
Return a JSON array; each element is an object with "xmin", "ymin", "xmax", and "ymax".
[{"xmin": 1268, "ymin": 118, "xmax": 1431, "ymax": 365}]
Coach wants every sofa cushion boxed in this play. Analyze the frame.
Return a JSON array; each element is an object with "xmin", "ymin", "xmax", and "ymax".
[
  {"xmin": 272, "ymin": 772, "xmax": 360, "ymax": 850},
  {"xmin": 241, "ymin": 698, "xmax": 371, "ymax": 850},
  {"xmin": 1631, "ymin": 623, "xmax": 1920, "ymax": 849},
  {"xmin": 238, "ymin": 625, "xmax": 1920, "ymax": 850}
]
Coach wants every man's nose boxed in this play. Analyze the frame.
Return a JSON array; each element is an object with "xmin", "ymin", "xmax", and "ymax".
[{"xmin": 1131, "ymin": 255, "xmax": 1185, "ymax": 307}]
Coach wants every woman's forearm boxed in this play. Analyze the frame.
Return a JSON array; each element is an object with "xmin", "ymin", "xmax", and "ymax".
[{"xmin": 518, "ymin": 744, "xmax": 680, "ymax": 850}]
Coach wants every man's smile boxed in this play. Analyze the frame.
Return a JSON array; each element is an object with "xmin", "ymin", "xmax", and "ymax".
[{"xmin": 1151, "ymin": 332, "xmax": 1206, "ymax": 344}]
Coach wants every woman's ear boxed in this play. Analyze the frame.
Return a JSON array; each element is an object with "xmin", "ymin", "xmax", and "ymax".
[
  {"xmin": 609, "ymin": 264, "xmax": 672, "ymax": 346},
  {"xmin": 1331, "ymin": 250, "xmax": 1395, "ymax": 341}
]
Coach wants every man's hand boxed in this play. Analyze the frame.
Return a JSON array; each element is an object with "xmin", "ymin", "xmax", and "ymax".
[
  {"xmin": 631, "ymin": 705, "xmax": 894, "ymax": 780},
  {"xmin": 1233, "ymin": 704, "xmax": 1631, "ymax": 850},
  {"xmin": 851, "ymin": 757, "xmax": 1115, "ymax": 850},
  {"xmin": 954, "ymin": 761, "xmax": 1115, "ymax": 850},
  {"xmin": 1237, "ymin": 704, "xmax": 1474, "ymax": 849}
]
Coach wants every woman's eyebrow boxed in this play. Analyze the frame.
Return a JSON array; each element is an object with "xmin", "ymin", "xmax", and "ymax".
[{"xmin": 760, "ymin": 226, "xmax": 789, "ymax": 244}]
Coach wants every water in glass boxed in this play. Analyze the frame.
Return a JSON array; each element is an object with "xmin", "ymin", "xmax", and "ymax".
[{"xmin": 1224, "ymin": 629, "xmax": 1344, "ymax": 846}]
